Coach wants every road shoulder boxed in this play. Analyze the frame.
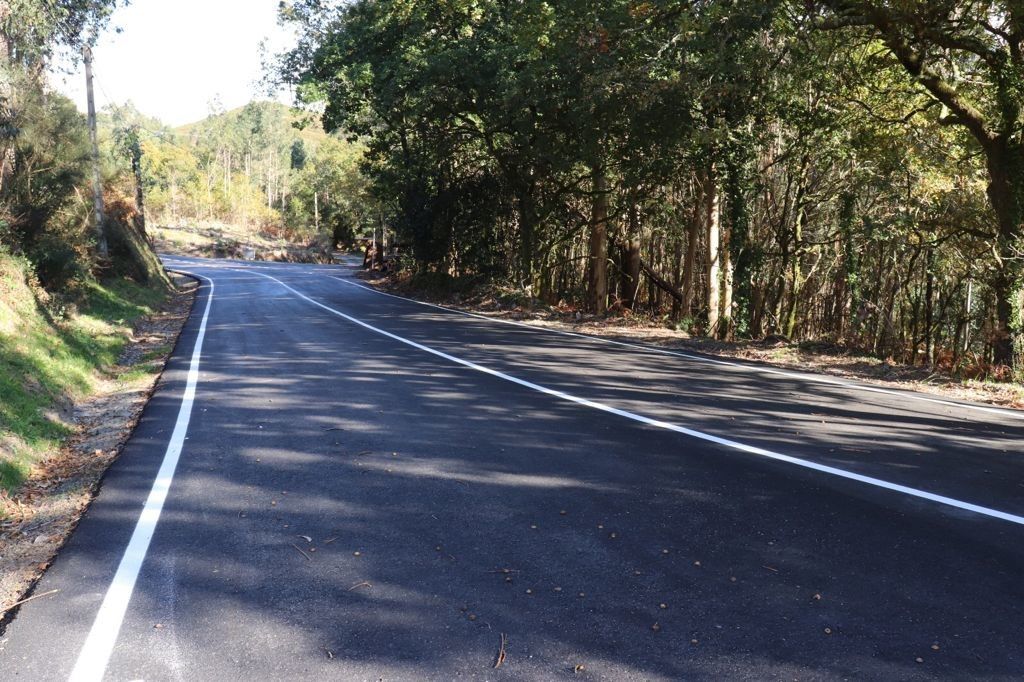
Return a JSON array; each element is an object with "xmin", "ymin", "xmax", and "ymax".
[
  {"xmin": 0, "ymin": 275, "xmax": 197, "ymax": 624},
  {"xmin": 355, "ymin": 270, "xmax": 1024, "ymax": 412}
]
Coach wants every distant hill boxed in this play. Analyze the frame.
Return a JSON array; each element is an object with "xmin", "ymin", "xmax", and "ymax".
[{"xmin": 174, "ymin": 101, "xmax": 329, "ymax": 148}]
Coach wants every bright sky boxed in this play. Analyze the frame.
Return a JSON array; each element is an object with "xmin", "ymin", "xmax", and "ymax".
[{"xmin": 49, "ymin": 0, "xmax": 295, "ymax": 126}]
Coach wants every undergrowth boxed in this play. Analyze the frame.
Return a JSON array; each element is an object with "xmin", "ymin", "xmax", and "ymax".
[{"xmin": 0, "ymin": 251, "xmax": 166, "ymax": 495}]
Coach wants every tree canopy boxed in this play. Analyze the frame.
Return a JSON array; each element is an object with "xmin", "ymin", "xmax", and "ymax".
[{"xmin": 275, "ymin": 0, "xmax": 1024, "ymax": 375}]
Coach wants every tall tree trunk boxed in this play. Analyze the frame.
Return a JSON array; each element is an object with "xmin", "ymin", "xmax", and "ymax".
[
  {"xmin": 721, "ymin": 222, "xmax": 733, "ymax": 340},
  {"xmin": 984, "ymin": 139, "xmax": 1024, "ymax": 369},
  {"xmin": 705, "ymin": 167, "xmax": 721, "ymax": 335},
  {"xmin": 725, "ymin": 158, "xmax": 752, "ymax": 337},
  {"xmin": 84, "ymin": 45, "xmax": 107, "ymax": 258},
  {"xmin": 681, "ymin": 177, "xmax": 703, "ymax": 318},
  {"xmin": 671, "ymin": 229, "xmax": 684, "ymax": 320},
  {"xmin": 587, "ymin": 165, "xmax": 609, "ymax": 314},
  {"xmin": 131, "ymin": 145, "xmax": 146, "ymax": 239},
  {"xmin": 784, "ymin": 155, "xmax": 810, "ymax": 339},
  {"xmin": 517, "ymin": 190, "xmax": 536, "ymax": 287},
  {"xmin": 924, "ymin": 246, "xmax": 935, "ymax": 365},
  {"xmin": 837, "ymin": 193, "xmax": 857, "ymax": 342},
  {"xmin": 620, "ymin": 198, "xmax": 642, "ymax": 309}
]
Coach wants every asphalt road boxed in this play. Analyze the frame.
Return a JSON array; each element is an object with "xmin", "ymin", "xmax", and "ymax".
[{"xmin": 2, "ymin": 255, "xmax": 1023, "ymax": 681}]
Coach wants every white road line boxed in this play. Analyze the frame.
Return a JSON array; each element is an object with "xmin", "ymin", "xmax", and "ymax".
[
  {"xmin": 250, "ymin": 271, "xmax": 1024, "ymax": 527},
  {"xmin": 329, "ymin": 275, "xmax": 1024, "ymax": 422},
  {"xmin": 69, "ymin": 276, "xmax": 214, "ymax": 682}
]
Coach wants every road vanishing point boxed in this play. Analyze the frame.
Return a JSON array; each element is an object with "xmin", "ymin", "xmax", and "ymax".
[{"xmin": 2, "ymin": 255, "xmax": 1023, "ymax": 680}]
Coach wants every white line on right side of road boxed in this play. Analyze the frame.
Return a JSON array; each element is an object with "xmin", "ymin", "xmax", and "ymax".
[
  {"xmin": 329, "ymin": 275, "xmax": 1024, "ymax": 422},
  {"xmin": 254, "ymin": 271, "xmax": 1024, "ymax": 528}
]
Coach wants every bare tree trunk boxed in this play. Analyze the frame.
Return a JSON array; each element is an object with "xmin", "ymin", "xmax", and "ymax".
[
  {"xmin": 671, "ymin": 229, "xmax": 684, "ymax": 320},
  {"xmin": 587, "ymin": 165, "xmax": 609, "ymax": 314},
  {"xmin": 681, "ymin": 177, "xmax": 703, "ymax": 318},
  {"xmin": 131, "ymin": 144, "xmax": 146, "ymax": 238},
  {"xmin": 705, "ymin": 167, "xmax": 721, "ymax": 335},
  {"xmin": 721, "ymin": 222, "xmax": 733, "ymax": 340},
  {"xmin": 84, "ymin": 45, "xmax": 108, "ymax": 258}
]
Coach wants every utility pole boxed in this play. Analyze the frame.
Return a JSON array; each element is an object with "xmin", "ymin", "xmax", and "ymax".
[{"xmin": 84, "ymin": 44, "xmax": 108, "ymax": 258}]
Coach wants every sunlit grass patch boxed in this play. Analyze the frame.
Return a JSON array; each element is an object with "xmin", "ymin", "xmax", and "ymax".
[{"xmin": 0, "ymin": 253, "xmax": 166, "ymax": 494}]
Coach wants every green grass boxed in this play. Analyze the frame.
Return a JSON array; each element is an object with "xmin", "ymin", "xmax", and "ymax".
[{"xmin": 0, "ymin": 254, "xmax": 167, "ymax": 494}]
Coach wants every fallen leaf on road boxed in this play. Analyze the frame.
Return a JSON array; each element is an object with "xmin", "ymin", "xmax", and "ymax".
[
  {"xmin": 297, "ymin": 535, "xmax": 312, "ymax": 543},
  {"xmin": 347, "ymin": 581, "xmax": 372, "ymax": 591},
  {"xmin": 574, "ymin": 663, "xmax": 585, "ymax": 673},
  {"xmin": 493, "ymin": 633, "xmax": 507, "ymax": 668}
]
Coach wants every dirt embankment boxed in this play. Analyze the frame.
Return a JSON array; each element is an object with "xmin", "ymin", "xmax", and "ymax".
[{"xmin": 152, "ymin": 224, "xmax": 334, "ymax": 264}]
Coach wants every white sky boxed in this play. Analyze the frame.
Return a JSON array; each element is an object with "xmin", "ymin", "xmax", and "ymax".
[{"xmin": 49, "ymin": 0, "xmax": 295, "ymax": 126}]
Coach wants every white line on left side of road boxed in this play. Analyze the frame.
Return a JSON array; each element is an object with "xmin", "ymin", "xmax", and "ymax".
[
  {"xmin": 249, "ymin": 271, "xmax": 1024, "ymax": 528},
  {"xmin": 68, "ymin": 275, "xmax": 214, "ymax": 682}
]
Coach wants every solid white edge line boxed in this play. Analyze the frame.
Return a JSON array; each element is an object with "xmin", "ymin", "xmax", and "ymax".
[
  {"xmin": 328, "ymin": 275, "xmax": 1024, "ymax": 422},
  {"xmin": 68, "ymin": 274, "xmax": 214, "ymax": 682},
  {"xmin": 250, "ymin": 271, "xmax": 1024, "ymax": 528}
]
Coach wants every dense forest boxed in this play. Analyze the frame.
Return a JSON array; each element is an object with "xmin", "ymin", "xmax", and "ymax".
[{"xmin": 277, "ymin": 0, "xmax": 1024, "ymax": 377}]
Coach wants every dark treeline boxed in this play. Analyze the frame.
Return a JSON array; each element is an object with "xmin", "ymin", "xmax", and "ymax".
[{"xmin": 278, "ymin": 0, "xmax": 1024, "ymax": 376}]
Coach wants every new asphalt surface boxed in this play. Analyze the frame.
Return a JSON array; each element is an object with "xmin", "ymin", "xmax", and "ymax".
[{"xmin": 1, "ymin": 255, "xmax": 1022, "ymax": 680}]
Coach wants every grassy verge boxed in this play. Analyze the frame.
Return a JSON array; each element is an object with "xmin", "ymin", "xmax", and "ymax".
[{"xmin": 0, "ymin": 252, "xmax": 167, "ymax": 494}]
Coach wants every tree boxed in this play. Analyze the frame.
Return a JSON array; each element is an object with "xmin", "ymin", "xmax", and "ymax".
[{"xmin": 815, "ymin": 0, "xmax": 1024, "ymax": 366}]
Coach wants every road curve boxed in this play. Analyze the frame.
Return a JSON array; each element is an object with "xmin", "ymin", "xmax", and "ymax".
[{"xmin": 1, "ymin": 255, "xmax": 1022, "ymax": 680}]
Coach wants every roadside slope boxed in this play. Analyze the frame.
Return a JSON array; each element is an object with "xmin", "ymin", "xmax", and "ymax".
[{"xmin": 0, "ymin": 250, "xmax": 194, "ymax": 616}]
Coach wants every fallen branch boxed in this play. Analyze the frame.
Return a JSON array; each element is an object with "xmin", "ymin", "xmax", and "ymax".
[
  {"xmin": 639, "ymin": 259, "xmax": 685, "ymax": 304},
  {"xmin": 1, "ymin": 588, "xmax": 60, "ymax": 615}
]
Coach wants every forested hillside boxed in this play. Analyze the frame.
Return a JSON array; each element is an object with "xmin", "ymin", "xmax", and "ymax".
[
  {"xmin": 277, "ymin": 0, "xmax": 1024, "ymax": 377},
  {"xmin": 100, "ymin": 101, "xmax": 371, "ymax": 247}
]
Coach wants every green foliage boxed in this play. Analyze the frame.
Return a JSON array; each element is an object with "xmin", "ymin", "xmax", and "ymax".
[
  {"xmin": 0, "ymin": 83, "xmax": 93, "ymax": 289},
  {"xmin": 99, "ymin": 100, "xmax": 373, "ymax": 244},
  {"xmin": 273, "ymin": 0, "xmax": 1024, "ymax": 373},
  {"xmin": 0, "ymin": 249, "xmax": 163, "ymax": 492}
]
